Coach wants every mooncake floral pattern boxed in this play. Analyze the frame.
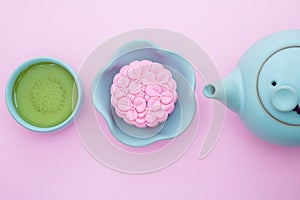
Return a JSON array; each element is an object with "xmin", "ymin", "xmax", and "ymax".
[{"xmin": 111, "ymin": 60, "xmax": 178, "ymax": 128}]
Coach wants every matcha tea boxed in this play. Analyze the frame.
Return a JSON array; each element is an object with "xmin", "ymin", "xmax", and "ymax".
[{"xmin": 12, "ymin": 62, "xmax": 78, "ymax": 128}]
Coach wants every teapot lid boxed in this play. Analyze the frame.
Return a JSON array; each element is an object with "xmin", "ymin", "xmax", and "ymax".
[{"xmin": 257, "ymin": 47, "xmax": 300, "ymax": 125}]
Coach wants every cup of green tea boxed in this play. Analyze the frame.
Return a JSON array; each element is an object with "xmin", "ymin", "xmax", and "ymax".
[{"xmin": 6, "ymin": 57, "xmax": 82, "ymax": 132}]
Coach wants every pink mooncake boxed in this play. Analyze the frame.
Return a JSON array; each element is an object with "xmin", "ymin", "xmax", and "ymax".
[{"xmin": 111, "ymin": 60, "xmax": 178, "ymax": 128}]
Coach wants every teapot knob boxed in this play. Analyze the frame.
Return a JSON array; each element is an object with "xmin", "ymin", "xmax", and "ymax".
[{"xmin": 271, "ymin": 86, "xmax": 298, "ymax": 112}]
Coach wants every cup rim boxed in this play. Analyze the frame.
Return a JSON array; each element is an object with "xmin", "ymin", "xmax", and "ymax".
[{"xmin": 5, "ymin": 57, "xmax": 83, "ymax": 133}]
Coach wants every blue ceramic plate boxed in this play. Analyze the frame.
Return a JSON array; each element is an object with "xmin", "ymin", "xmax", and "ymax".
[{"xmin": 92, "ymin": 47, "xmax": 196, "ymax": 146}]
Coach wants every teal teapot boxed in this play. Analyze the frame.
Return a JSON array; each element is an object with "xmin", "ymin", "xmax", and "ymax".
[{"xmin": 203, "ymin": 30, "xmax": 300, "ymax": 146}]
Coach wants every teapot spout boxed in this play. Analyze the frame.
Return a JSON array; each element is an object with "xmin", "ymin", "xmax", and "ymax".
[{"xmin": 203, "ymin": 69, "xmax": 242, "ymax": 113}]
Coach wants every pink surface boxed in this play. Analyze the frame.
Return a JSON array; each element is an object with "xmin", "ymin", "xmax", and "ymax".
[{"xmin": 1, "ymin": 0, "xmax": 300, "ymax": 199}]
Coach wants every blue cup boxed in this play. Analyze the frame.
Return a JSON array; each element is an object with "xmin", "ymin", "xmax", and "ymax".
[{"xmin": 6, "ymin": 57, "xmax": 83, "ymax": 133}]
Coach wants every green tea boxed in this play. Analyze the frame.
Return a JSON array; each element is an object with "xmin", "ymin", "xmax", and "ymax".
[{"xmin": 13, "ymin": 62, "xmax": 78, "ymax": 128}]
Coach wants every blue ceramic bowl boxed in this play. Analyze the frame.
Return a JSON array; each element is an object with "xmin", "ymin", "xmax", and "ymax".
[
  {"xmin": 93, "ymin": 43, "xmax": 196, "ymax": 147},
  {"xmin": 6, "ymin": 57, "xmax": 83, "ymax": 133}
]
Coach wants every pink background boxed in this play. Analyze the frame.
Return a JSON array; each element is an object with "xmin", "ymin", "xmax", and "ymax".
[{"xmin": 1, "ymin": 0, "xmax": 300, "ymax": 199}]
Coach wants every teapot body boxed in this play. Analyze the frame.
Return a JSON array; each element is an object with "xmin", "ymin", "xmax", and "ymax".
[{"xmin": 204, "ymin": 30, "xmax": 300, "ymax": 145}]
